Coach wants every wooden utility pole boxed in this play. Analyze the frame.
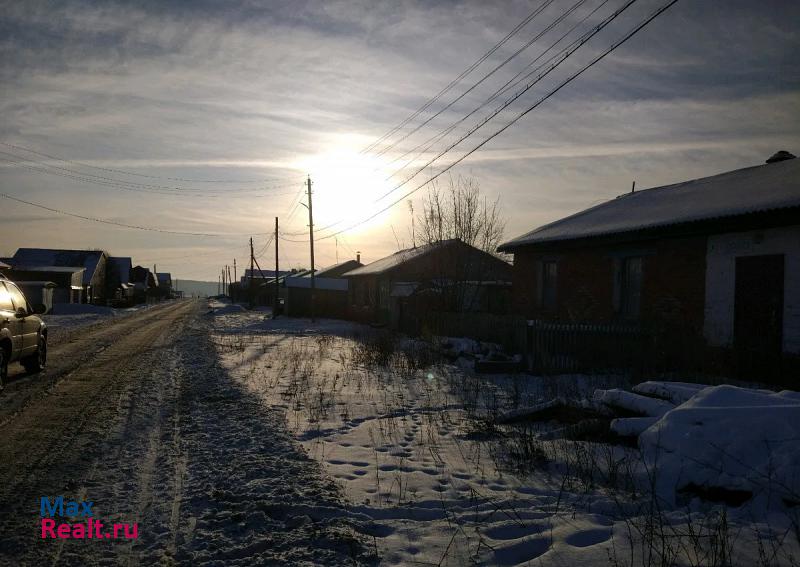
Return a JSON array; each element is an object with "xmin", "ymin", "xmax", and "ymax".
[
  {"xmin": 233, "ymin": 258, "xmax": 237, "ymax": 283},
  {"xmin": 218, "ymin": 274, "xmax": 221, "ymax": 296},
  {"xmin": 274, "ymin": 217, "xmax": 280, "ymax": 317},
  {"xmin": 306, "ymin": 175, "xmax": 316, "ymax": 322},
  {"xmin": 249, "ymin": 237, "xmax": 254, "ymax": 309}
]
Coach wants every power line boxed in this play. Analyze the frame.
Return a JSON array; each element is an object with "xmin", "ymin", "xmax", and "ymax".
[
  {"xmin": 372, "ymin": 0, "xmax": 642, "ymax": 208},
  {"xmin": 0, "ymin": 141, "xmax": 305, "ymax": 185},
  {"xmin": 314, "ymin": 0, "xmax": 679, "ymax": 242},
  {"xmin": 1, "ymin": 192, "xmax": 277, "ymax": 237},
  {"xmin": 373, "ymin": 0, "xmax": 583, "ymax": 160},
  {"xmin": 0, "ymin": 151, "xmax": 302, "ymax": 196},
  {"xmin": 0, "ymin": 155, "xmax": 301, "ymax": 199},
  {"xmin": 360, "ymin": 0, "xmax": 555, "ymax": 155},
  {"xmin": 383, "ymin": 0, "xmax": 611, "ymax": 179},
  {"xmin": 307, "ymin": 0, "xmax": 631, "ymax": 239}
]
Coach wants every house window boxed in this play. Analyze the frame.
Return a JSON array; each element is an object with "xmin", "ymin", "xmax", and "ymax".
[
  {"xmin": 619, "ymin": 256, "xmax": 643, "ymax": 319},
  {"xmin": 540, "ymin": 261, "xmax": 557, "ymax": 312}
]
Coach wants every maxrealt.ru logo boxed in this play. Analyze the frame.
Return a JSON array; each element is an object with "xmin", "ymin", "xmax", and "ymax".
[{"xmin": 40, "ymin": 497, "xmax": 138, "ymax": 540}]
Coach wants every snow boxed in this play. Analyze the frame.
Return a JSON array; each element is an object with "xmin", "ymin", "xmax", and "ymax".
[
  {"xmin": 499, "ymin": 157, "xmax": 800, "ymax": 249},
  {"xmin": 44, "ymin": 302, "xmax": 152, "ymax": 330},
  {"xmin": 632, "ymin": 380, "xmax": 709, "ymax": 404},
  {"xmin": 639, "ymin": 384, "xmax": 800, "ymax": 508},
  {"xmin": 594, "ymin": 388, "xmax": 675, "ymax": 417},
  {"xmin": 207, "ymin": 307, "xmax": 800, "ymax": 565}
]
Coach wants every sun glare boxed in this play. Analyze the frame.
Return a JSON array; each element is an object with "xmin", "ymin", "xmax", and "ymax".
[{"xmin": 295, "ymin": 143, "xmax": 398, "ymax": 237}]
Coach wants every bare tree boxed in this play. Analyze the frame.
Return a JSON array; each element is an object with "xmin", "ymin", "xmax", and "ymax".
[
  {"xmin": 411, "ymin": 175, "xmax": 509, "ymax": 313},
  {"xmin": 417, "ymin": 174, "xmax": 506, "ymax": 256}
]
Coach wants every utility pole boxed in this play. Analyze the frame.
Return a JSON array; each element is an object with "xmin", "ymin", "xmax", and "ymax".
[
  {"xmin": 233, "ymin": 258, "xmax": 237, "ymax": 283},
  {"xmin": 218, "ymin": 274, "xmax": 220, "ymax": 296},
  {"xmin": 274, "ymin": 217, "xmax": 280, "ymax": 317},
  {"xmin": 249, "ymin": 237, "xmax": 254, "ymax": 309},
  {"xmin": 227, "ymin": 265, "xmax": 232, "ymax": 299},
  {"xmin": 306, "ymin": 175, "xmax": 316, "ymax": 322}
]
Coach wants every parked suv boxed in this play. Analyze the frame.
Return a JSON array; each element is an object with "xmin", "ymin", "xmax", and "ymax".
[{"xmin": 0, "ymin": 276, "xmax": 47, "ymax": 389}]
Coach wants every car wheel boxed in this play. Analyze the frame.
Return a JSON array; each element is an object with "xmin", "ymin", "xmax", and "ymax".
[
  {"xmin": 0, "ymin": 347, "xmax": 7, "ymax": 391},
  {"xmin": 23, "ymin": 336, "xmax": 47, "ymax": 374}
]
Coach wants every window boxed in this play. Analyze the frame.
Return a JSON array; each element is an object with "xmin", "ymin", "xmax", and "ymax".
[
  {"xmin": 540, "ymin": 261, "xmax": 557, "ymax": 312},
  {"xmin": 619, "ymin": 256, "xmax": 643, "ymax": 319},
  {"xmin": 6, "ymin": 282, "xmax": 30, "ymax": 313},
  {"xmin": 0, "ymin": 283, "xmax": 14, "ymax": 312}
]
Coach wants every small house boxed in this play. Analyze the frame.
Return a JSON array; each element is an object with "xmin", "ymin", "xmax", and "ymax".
[
  {"xmin": 12, "ymin": 248, "xmax": 108, "ymax": 304},
  {"xmin": 343, "ymin": 239, "xmax": 512, "ymax": 328},
  {"xmin": 285, "ymin": 259, "xmax": 363, "ymax": 318},
  {"xmin": 498, "ymin": 151, "xmax": 800, "ymax": 380}
]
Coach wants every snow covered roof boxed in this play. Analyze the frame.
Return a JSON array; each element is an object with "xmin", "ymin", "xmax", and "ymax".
[
  {"xmin": 499, "ymin": 157, "xmax": 800, "ymax": 251},
  {"xmin": 12, "ymin": 248, "xmax": 106, "ymax": 286},
  {"xmin": 315, "ymin": 259, "xmax": 363, "ymax": 278},
  {"xmin": 0, "ymin": 260, "xmax": 10, "ymax": 269},
  {"xmin": 343, "ymin": 239, "xmax": 460, "ymax": 277},
  {"xmin": 11, "ymin": 265, "xmax": 86, "ymax": 274}
]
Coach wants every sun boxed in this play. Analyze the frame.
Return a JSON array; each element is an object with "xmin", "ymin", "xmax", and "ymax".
[{"xmin": 295, "ymin": 142, "xmax": 398, "ymax": 238}]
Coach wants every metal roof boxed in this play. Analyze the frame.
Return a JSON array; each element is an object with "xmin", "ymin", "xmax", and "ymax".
[
  {"xmin": 12, "ymin": 248, "xmax": 105, "ymax": 286},
  {"xmin": 499, "ymin": 157, "xmax": 800, "ymax": 251},
  {"xmin": 343, "ymin": 239, "xmax": 461, "ymax": 277}
]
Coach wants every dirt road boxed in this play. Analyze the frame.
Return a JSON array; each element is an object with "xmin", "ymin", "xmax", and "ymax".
[{"xmin": 0, "ymin": 300, "xmax": 369, "ymax": 566}]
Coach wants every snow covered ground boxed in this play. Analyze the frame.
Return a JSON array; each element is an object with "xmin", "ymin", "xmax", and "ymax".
[
  {"xmin": 207, "ymin": 301, "xmax": 800, "ymax": 566},
  {"xmin": 43, "ymin": 301, "xmax": 154, "ymax": 331}
]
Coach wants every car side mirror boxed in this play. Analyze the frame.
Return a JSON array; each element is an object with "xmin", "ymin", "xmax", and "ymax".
[
  {"xmin": 33, "ymin": 303, "xmax": 47, "ymax": 315},
  {"xmin": 15, "ymin": 307, "xmax": 27, "ymax": 318}
]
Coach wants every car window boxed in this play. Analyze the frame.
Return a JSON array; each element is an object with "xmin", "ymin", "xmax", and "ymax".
[
  {"xmin": 6, "ymin": 283, "xmax": 30, "ymax": 313},
  {"xmin": 0, "ymin": 283, "xmax": 13, "ymax": 312}
]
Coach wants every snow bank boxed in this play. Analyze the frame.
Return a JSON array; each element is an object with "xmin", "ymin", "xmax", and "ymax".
[
  {"xmin": 632, "ymin": 381, "xmax": 709, "ymax": 405},
  {"xmin": 594, "ymin": 388, "xmax": 675, "ymax": 417},
  {"xmin": 610, "ymin": 416, "xmax": 659, "ymax": 437},
  {"xmin": 639, "ymin": 385, "xmax": 800, "ymax": 507}
]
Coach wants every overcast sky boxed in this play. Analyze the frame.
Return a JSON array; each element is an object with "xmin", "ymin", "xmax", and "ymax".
[{"xmin": 1, "ymin": 0, "xmax": 798, "ymax": 280}]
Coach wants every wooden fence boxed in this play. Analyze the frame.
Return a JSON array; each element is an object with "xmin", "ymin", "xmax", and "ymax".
[{"xmin": 525, "ymin": 319, "xmax": 649, "ymax": 374}]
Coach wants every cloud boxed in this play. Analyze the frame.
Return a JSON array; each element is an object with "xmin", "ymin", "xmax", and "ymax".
[{"xmin": 1, "ymin": 0, "xmax": 798, "ymax": 278}]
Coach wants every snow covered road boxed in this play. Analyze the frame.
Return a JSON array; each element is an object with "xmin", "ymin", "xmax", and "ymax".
[{"xmin": 0, "ymin": 299, "xmax": 370, "ymax": 565}]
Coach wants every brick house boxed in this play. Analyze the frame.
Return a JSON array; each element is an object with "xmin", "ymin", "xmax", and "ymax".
[
  {"xmin": 498, "ymin": 152, "xmax": 800, "ymax": 379},
  {"xmin": 344, "ymin": 239, "xmax": 512, "ymax": 327}
]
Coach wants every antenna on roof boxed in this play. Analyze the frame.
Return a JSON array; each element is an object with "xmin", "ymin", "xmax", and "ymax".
[{"xmin": 631, "ymin": 180, "xmax": 636, "ymax": 193}]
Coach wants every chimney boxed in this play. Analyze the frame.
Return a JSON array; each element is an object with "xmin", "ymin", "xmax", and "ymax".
[
  {"xmin": 766, "ymin": 150, "xmax": 796, "ymax": 164},
  {"xmin": 356, "ymin": 251, "xmax": 361, "ymax": 264}
]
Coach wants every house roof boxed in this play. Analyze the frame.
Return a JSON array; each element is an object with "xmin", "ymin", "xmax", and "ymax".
[
  {"xmin": 0, "ymin": 260, "xmax": 10, "ymax": 269},
  {"xmin": 10, "ymin": 265, "xmax": 85, "ymax": 274},
  {"xmin": 499, "ymin": 157, "xmax": 800, "ymax": 251},
  {"xmin": 12, "ymin": 248, "xmax": 106, "ymax": 286},
  {"xmin": 315, "ymin": 259, "xmax": 363, "ymax": 278},
  {"xmin": 343, "ymin": 239, "xmax": 461, "ymax": 277},
  {"xmin": 157, "ymin": 272, "xmax": 172, "ymax": 284}
]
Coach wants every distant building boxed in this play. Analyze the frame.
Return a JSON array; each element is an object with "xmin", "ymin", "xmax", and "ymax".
[
  {"xmin": 11, "ymin": 248, "xmax": 108, "ymax": 304},
  {"xmin": 156, "ymin": 272, "xmax": 173, "ymax": 298},
  {"xmin": 285, "ymin": 259, "xmax": 363, "ymax": 318},
  {"xmin": 498, "ymin": 151, "xmax": 800, "ymax": 380},
  {"xmin": 343, "ymin": 239, "xmax": 512, "ymax": 327},
  {"xmin": 131, "ymin": 265, "xmax": 158, "ymax": 302},
  {"xmin": 108, "ymin": 256, "xmax": 134, "ymax": 306}
]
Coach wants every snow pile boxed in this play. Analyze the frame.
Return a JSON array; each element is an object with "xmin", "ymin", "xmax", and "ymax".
[
  {"xmin": 632, "ymin": 381, "xmax": 709, "ymax": 405},
  {"xmin": 639, "ymin": 385, "xmax": 800, "ymax": 507},
  {"xmin": 594, "ymin": 388, "xmax": 675, "ymax": 417}
]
